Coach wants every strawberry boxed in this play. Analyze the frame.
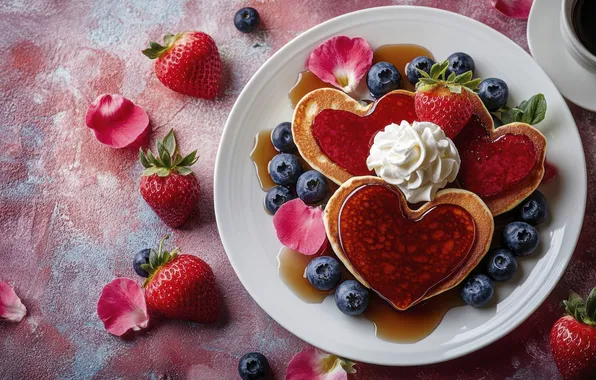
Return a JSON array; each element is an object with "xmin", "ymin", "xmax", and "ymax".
[
  {"xmin": 414, "ymin": 61, "xmax": 482, "ymax": 139},
  {"xmin": 142, "ymin": 235, "xmax": 221, "ymax": 323},
  {"xmin": 550, "ymin": 288, "xmax": 596, "ymax": 379},
  {"xmin": 139, "ymin": 129, "xmax": 200, "ymax": 228},
  {"xmin": 142, "ymin": 32, "xmax": 221, "ymax": 99}
]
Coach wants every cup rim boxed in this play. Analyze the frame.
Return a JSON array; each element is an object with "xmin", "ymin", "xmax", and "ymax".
[{"xmin": 560, "ymin": 0, "xmax": 596, "ymax": 64}]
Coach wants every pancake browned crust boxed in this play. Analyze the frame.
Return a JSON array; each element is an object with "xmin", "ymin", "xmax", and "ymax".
[
  {"xmin": 324, "ymin": 176, "xmax": 494, "ymax": 310},
  {"xmin": 467, "ymin": 95, "xmax": 547, "ymax": 216},
  {"xmin": 293, "ymin": 88, "xmax": 546, "ymax": 216}
]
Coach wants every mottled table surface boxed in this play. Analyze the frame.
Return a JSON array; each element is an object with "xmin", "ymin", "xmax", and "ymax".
[{"xmin": 1, "ymin": 0, "xmax": 595, "ymax": 379}]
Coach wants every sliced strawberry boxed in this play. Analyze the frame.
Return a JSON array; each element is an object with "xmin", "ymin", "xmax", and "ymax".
[
  {"xmin": 143, "ymin": 32, "xmax": 221, "ymax": 99},
  {"xmin": 550, "ymin": 288, "xmax": 596, "ymax": 379},
  {"xmin": 414, "ymin": 61, "xmax": 481, "ymax": 139}
]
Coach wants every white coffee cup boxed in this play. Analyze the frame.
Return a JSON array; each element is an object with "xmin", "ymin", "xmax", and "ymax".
[{"xmin": 560, "ymin": 0, "xmax": 596, "ymax": 73}]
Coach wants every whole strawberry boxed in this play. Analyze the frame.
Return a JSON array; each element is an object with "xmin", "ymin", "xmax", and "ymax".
[
  {"xmin": 139, "ymin": 129, "xmax": 200, "ymax": 228},
  {"xmin": 550, "ymin": 288, "xmax": 596, "ymax": 379},
  {"xmin": 142, "ymin": 235, "xmax": 221, "ymax": 323},
  {"xmin": 414, "ymin": 61, "xmax": 481, "ymax": 139},
  {"xmin": 142, "ymin": 32, "xmax": 221, "ymax": 99}
]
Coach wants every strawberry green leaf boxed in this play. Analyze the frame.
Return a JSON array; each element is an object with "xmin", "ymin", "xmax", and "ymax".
[
  {"xmin": 142, "ymin": 167, "xmax": 160, "ymax": 176},
  {"xmin": 139, "ymin": 149, "xmax": 151, "ymax": 168},
  {"xmin": 160, "ymin": 150, "xmax": 171, "ymax": 168},
  {"xmin": 156, "ymin": 167, "xmax": 170, "ymax": 177},
  {"xmin": 463, "ymin": 78, "xmax": 482, "ymax": 91},
  {"xmin": 178, "ymin": 150, "xmax": 198, "ymax": 167},
  {"xmin": 149, "ymin": 248, "xmax": 158, "ymax": 269},
  {"xmin": 163, "ymin": 129, "xmax": 176, "ymax": 156},
  {"xmin": 455, "ymin": 71, "xmax": 473, "ymax": 84},
  {"xmin": 447, "ymin": 71, "xmax": 456, "ymax": 81},
  {"xmin": 416, "ymin": 68, "xmax": 431, "ymax": 79},
  {"xmin": 586, "ymin": 287, "xmax": 596, "ymax": 322},
  {"xmin": 146, "ymin": 150, "xmax": 158, "ymax": 166},
  {"xmin": 176, "ymin": 166, "xmax": 193, "ymax": 176},
  {"xmin": 447, "ymin": 84, "xmax": 462, "ymax": 94},
  {"xmin": 157, "ymin": 141, "xmax": 167, "ymax": 160}
]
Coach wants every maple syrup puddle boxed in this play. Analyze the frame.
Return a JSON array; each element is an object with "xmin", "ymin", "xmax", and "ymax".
[
  {"xmin": 250, "ymin": 129, "xmax": 312, "ymax": 193},
  {"xmin": 277, "ymin": 245, "xmax": 464, "ymax": 343},
  {"xmin": 288, "ymin": 44, "xmax": 434, "ymax": 108}
]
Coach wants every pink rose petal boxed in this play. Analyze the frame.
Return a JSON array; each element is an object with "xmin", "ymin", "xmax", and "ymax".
[
  {"xmin": 286, "ymin": 348, "xmax": 356, "ymax": 380},
  {"xmin": 97, "ymin": 278, "xmax": 149, "ymax": 336},
  {"xmin": 491, "ymin": 0, "xmax": 533, "ymax": 20},
  {"xmin": 85, "ymin": 94, "xmax": 150, "ymax": 149},
  {"xmin": 0, "ymin": 282, "xmax": 26, "ymax": 323},
  {"xmin": 308, "ymin": 36, "xmax": 373, "ymax": 93},
  {"xmin": 273, "ymin": 199, "xmax": 327, "ymax": 255}
]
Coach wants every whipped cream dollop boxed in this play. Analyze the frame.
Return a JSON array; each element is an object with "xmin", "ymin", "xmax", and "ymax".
[{"xmin": 366, "ymin": 121, "xmax": 460, "ymax": 203}]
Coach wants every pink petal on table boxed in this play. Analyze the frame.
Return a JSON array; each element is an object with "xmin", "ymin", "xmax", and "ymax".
[
  {"xmin": 85, "ymin": 94, "xmax": 150, "ymax": 149},
  {"xmin": 274, "ymin": 199, "xmax": 327, "ymax": 255},
  {"xmin": 0, "ymin": 282, "xmax": 27, "ymax": 323},
  {"xmin": 308, "ymin": 36, "xmax": 373, "ymax": 93},
  {"xmin": 490, "ymin": 0, "xmax": 533, "ymax": 20},
  {"xmin": 97, "ymin": 278, "xmax": 149, "ymax": 336},
  {"xmin": 286, "ymin": 348, "xmax": 357, "ymax": 380}
]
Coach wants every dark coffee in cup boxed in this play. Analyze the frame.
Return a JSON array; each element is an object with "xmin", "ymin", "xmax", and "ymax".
[{"xmin": 573, "ymin": 0, "xmax": 596, "ymax": 56}]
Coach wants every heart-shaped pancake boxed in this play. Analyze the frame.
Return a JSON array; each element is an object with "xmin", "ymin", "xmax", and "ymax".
[
  {"xmin": 293, "ymin": 88, "xmax": 546, "ymax": 215},
  {"xmin": 325, "ymin": 176, "xmax": 494, "ymax": 310}
]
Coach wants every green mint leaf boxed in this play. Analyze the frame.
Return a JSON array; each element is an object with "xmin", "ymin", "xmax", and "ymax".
[
  {"xmin": 519, "ymin": 94, "xmax": 547, "ymax": 125},
  {"xmin": 499, "ymin": 108, "xmax": 522, "ymax": 124},
  {"xmin": 163, "ymin": 129, "xmax": 176, "ymax": 156}
]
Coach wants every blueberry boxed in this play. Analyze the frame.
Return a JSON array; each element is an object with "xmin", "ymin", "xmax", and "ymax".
[
  {"xmin": 271, "ymin": 122, "xmax": 296, "ymax": 153},
  {"xmin": 492, "ymin": 114, "xmax": 504, "ymax": 128},
  {"xmin": 518, "ymin": 190, "xmax": 548, "ymax": 225},
  {"xmin": 238, "ymin": 352, "xmax": 269, "ymax": 380},
  {"xmin": 234, "ymin": 7, "xmax": 260, "ymax": 33},
  {"xmin": 133, "ymin": 248, "xmax": 151, "ymax": 277},
  {"xmin": 405, "ymin": 56, "xmax": 436, "ymax": 85},
  {"xmin": 306, "ymin": 256, "xmax": 342, "ymax": 291},
  {"xmin": 503, "ymin": 221, "xmax": 539, "ymax": 256},
  {"xmin": 335, "ymin": 280, "xmax": 369, "ymax": 316},
  {"xmin": 460, "ymin": 274, "xmax": 494, "ymax": 307},
  {"xmin": 447, "ymin": 52, "xmax": 475, "ymax": 76},
  {"xmin": 366, "ymin": 62, "xmax": 402, "ymax": 98},
  {"xmin": 268, "ymin": 153, "xmax": 303, "ymax": 186},
  {"xmin": 265, "ymin": 186, "xmax": 296, "ymax": 215},
  {"xmin": 296, "ymin": 170, "xmax": 329, "ymax": 204},
  {"xmin": 478, "ymin": 78, "xmax": 509, "ymax": 111},
  {"xmin": 485, "ymin": 248, "xmax": 518, "ymax": 282}
]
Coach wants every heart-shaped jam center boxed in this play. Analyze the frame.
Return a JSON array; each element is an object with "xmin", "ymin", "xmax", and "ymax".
[
  {"xmin": 454, "ymin": 115, "xmax": 538, "ymax": 198},
  {"xmin": 339, "ymin": 184, "xmax": 475, "ymax": 309},
  {"xmin": 312, "ymin": 93, "xmax": 416, "ymax": 176}
]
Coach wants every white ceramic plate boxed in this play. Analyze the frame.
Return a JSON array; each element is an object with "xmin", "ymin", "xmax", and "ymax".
[
  {"xmin": 528, "ymin": 0, "xmax": 596, "ymax": 112},
  {"xmin": 215, "ymin": 6, "xmax": 586, "ymax": 365}
]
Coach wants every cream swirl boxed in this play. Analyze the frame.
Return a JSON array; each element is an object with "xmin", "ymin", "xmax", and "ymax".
[{"xmin": 366, "ymin": 121, "xmax": 460, "ymax": 203}]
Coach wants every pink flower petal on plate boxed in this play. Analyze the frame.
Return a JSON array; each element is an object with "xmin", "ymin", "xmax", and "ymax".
[
  {"xmin": 0, "ymin": 282, "xmax": 26, "ymax": 323},
  {"xmin": 97, "ymin": 278, "xmax": 149, "ymax": 336},
  {"xmin": 85, "ymin": 94, "xmax": 150, "ymax": 149},
  {"xmin": 286, "ymin": 348, "xmax": 356, "ymax": 380},
  {"xmin": 273, "ymin": 199, "xmax": 327, "ymax": 255},
  {"xmin": 490, "ymin": 0, "xmax": 533, "ymax": 20},
  {"xmin": 308, "ymin": 36, "xmax": 373, "ymax": 93}
]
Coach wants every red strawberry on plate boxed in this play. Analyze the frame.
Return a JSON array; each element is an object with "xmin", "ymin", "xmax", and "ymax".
[
  {"xmin": 139, "ymin": 129, "xmax": 200, "ymax": 228},
  {"xmin": 550, "ymin": 288, "xmax": 596, "ymax": 379},
  {"xmin": 142, "ymin": 235, "xmax": 221, "ymax": 323},
  {"xmin": 142, "ymin": 32, "xmax": 221, "ymax": 99},
  {"xmin": 414, "ymin": 61, "xmax": 482, "ymax": 139}
]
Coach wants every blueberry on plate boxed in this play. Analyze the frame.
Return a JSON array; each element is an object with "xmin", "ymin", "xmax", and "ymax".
[
  {"xmin": 296, "ymin": 170, "xmax": 329, "ymax": 204},
  {"xmin": 485, "ymin": 248, "xmax": 518, "ymax": 282},
  {"xmin": 478, "ymin": 78, "xmax": 509, "ymax": 111},
  {"xmin": 460, "ymin": 274, "xmax": 494, "ymax": 307},
  {"xmin": 335, "ymin": 280, "xmax": 369, "ymax": 316},
  {"xmin": 271, "ymin": 122, "xmax": 296, "ymax": 153},
  {"xmin": 234, "ymin": 7, "xmax": 260, "ymax": 33},
  {"xmin": 268, "ymin": 153, "xmax": 303, "ymax": 186},
  {"xmin": 518, "ymin": 190, "xmax": 548, "ymax": 225},
  {"xmin": 133, "ymin": 248, "xmax": 151, "ymax": 277},
  {"xmin": 405, "ymin": 56, "xmax": 436, "ymax": 85},
  {"xmin": 447, "ymin": 52, "xmax": 475, "ymax": 76},
  {"xmin": 265, "ymin": 186, "xmax": 296, "ymax": 215},
  {"xmin": 306, "ymin": 256, "xmax": 342, "ymax": 291},
  {"xmin": 367, "ymin": 62, "xmax": 402, "ymax": 98},
  {"xmin": 238, "ymin": 352, "xmax": 269, "ymax": 380},
  {"xmin": 503, "ymin": 221, "xmax": 539, "ymax": 256}
]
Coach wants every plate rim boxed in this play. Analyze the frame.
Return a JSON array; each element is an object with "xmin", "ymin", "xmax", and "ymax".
[{"xmin": 215, "ymin": 5, "xmax": 586, "ymax": 366}]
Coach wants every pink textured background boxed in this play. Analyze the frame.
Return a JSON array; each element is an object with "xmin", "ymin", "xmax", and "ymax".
[{"xmin": 1, "ymin": 0, "xmax": 594, "ymax": 379}]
